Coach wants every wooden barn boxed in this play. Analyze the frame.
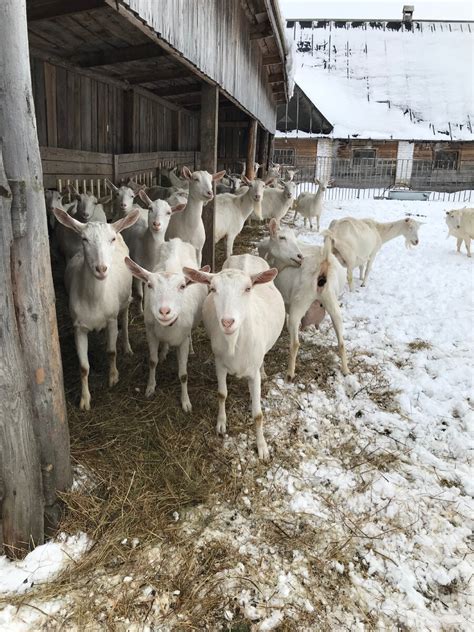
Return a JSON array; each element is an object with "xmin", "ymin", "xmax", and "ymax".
[
  {"xmin": 27, "ymin": 0, "xmax": 291, "ymax": 261},
  {"xmin": 0, "ymin": 0, "xmax": 291, "ymax": 557},
  {"xmin": 274, "ymin": 7, "xmax": 474, "ymax": 192}
]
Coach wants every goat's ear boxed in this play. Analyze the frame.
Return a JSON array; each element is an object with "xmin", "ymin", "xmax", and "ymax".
[
  {"xmin": 124, "ymin": 256, "xmax": 152, "ymax": 284},
  {"xmin": 171, "ymin": 203, "xmax": 186, "ymax": 214},
  {"xmin": 185, "ymin": 264, "xmax": 211, "ymax": 285},
  {"xmin": 264, "ymin": 177, "xmax": 274, "ymax": 186},
  {"xmin": 98, "ymin": 195, "xmax": 111, "ymax": 205},
  {"xmin": 52, "ymin": 207, "xmax": 85, "ymax": 233},
  {"xmin": 138, "ymin": 189, "xmax": 153, "ymax": 207},
  {"xmin": 250, "ymin": 268, "xmax": 278, "ymax": 286},
  {"xmin": 241, "ymin": 175, "xmax": 251, "ymax": 186},
  {"xmin": 182, "ymin": 166, "xmax": 193, "ymax": 180},
  {"xmin": 212, "ymin": 170, "xmax": 226, "ymax": 182},
  {"xmin": 268, "ymin": 218, "xmax": 278, "ymax": 238},
  {"xmin": 106, "ymin": 179, "xmax": 119, "ymax": 193},
  {"xmin": 183, "ymin": 266, "xmax": 212, "ymax": 285},
  {"xmin": 112, "ymin": 208, "xmax": 140, "ymax": 232}
]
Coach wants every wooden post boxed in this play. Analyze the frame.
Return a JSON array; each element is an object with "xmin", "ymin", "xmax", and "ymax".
[
  {"xmin": 245, "ymin": 119, "xmax": 258, "ymax": 180},
  {"xmin": 123, "ymin": 88, "xmax": 135, "ymax": 153},
  {"xmin": 257, "ymin": 128, "xmax": 269, "ymax": 178},
  {"xmin": 0, "ymin": 0, "xmax": 72, "ymax": 553},
  {"xmin": 200, "ymin": 84, "xmax": 219, "ymax": 270},
  {"xmin": 268, "ymin": 133, "xmax": 275, "ymax": 170},
  {"xmin": 0, "ymin": 146, "xmax": 44, "ymax": 557}
]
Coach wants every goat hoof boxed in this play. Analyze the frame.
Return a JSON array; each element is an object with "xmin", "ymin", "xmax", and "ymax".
[
  {"xmin": 145, "ymin": 386, "xmax": 155, "ymax": 398},
  {"xmin": 79, "ymin": 398, "xmax": 91, "ymax": 411},
  {"xmin": 109, "ymin": 373, "xmax": 119, "ymax": 388},
  {"xmin": 257, "ymin": 443, "xmax": 270, "ymax": 461},
  {"xmin": 216, "ymin": 420, "xmax": 226, "ymax": 435},
  {"xmin": 181, "ymin": 399, "xmax": 192, "ymax": 413},
  {"xmin": 124, "ymin": 345, "xmax": 134, "ymax": 356},
  {"xmin": 286, "ymin": 373, "xmax": 294, "ymax": 383}
]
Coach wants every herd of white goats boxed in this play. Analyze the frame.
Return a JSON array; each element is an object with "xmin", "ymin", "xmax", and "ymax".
[{"xmin": 45, "ymin": 165, "xmax": 473, "ymax": 460}]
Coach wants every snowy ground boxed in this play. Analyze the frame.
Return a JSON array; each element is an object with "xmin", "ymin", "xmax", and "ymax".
[{"xmin": 1, "ymin": 198, "xmax": 473, "ymax": 630}]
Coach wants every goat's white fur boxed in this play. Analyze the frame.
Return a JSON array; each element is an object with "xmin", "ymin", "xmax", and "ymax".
[
  {"xmin": 125, "ymin": 238, "xmax": 208, "ymax": 411},
  {"xmin": 184, "ymin": 255, "xmax": 285, "ymax": 460},
  {"xmin": 293, "ymin": 180, "xmax": 327, "ymax": 231},
  {"xmin": 445, "ymin": 207, "xmax": 474, "ymax": 257},
  {"xmin": 52, "ymin": 207, "xmax": 140, "ymax": 410},
  {"xmin": 215, "ymin": 177, "xmax": 265, "ymax": 258},
  {"xmin": 165, "ymin": 167, "xmax": 225, "ymax": 266},
  {"xmin": 325, "ymin": 216, "xmax": 422, "ymax": 290}
]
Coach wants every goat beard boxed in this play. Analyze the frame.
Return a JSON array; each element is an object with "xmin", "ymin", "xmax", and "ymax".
[{"xmin": 253, "ymin": 199, "xmax": 263, "ymax": 220}]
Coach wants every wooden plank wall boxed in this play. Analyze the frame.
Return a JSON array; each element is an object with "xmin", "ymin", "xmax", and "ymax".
[
  {"xmin": 40, "ymin": 147, "xmax": 200, "ymax": 189},
  {"xmin": 123, "ymin": 0, "xmax": 278, "ymax": 132},
  {"xmin": 31, "ymin": 58, "xmax": 200, "ymax": 155}
]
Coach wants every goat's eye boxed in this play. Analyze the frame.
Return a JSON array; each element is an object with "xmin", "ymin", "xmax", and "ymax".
[
  {"xmin": 279, "ymin": 236, "xmax": 286, "ymax": 241},
  {"xmin": 245, "ymin": 287, "xmax": 251, "ymax": 293},
  {"xmin": 167, "ymin": 211, "xmax": 171, "ymax": 216},
  {"xmin": 193, "ymin": 177, "xmax": 199, "ymax": 181},
  {"xmin": 82, "ymin": 237, "xmax": 88, "ymax": 243},
  {"xmin": 209, "ymin": 287, "xmax": 216, "ymax": 293},
  {"xmin": 180, "ymin": 283, "xmax": 186, "ymax": 290},
  {"xmin": 111, "ymin": 237, "xmax": 116, "ymax": 243}
]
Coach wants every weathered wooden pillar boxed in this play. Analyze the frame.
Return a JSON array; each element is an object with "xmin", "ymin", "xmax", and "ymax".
[
  {"xmin": 0, "ymin": 0, "xmax": 72, "ymax": 553},
  {"xmin": 123, "ymin": 88, "xmax": 135, "ymax": 154},
  {"xmin": 245, "ymin": 119, "xmax": 258, "ymax": 179},
  {"xmin": 0, "ymin": 147, "xmax": 44, "ymax": 557},
  {"xmin": 268, "ymin": 133, "xmax": 275, "ymax": 169},
  {"xmin": 257, "ymin": 128, "xmax": 269, "ymax": 177},
  {"xmin": 200, "ymin": 84, "xmax": 219, "ymax": 270}
]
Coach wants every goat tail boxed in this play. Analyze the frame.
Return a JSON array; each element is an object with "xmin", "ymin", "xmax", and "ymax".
[
  {"xmin": 316, "ymin": 230, "xmax": 335, "ymax": 293},
  {"xmin": 321, "ymin": 229, "xmax": 335, "ymax": 260}
]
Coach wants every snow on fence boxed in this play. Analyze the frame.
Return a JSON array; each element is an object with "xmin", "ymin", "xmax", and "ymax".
[{"xmin": 287, "ymin": 156, "xmax": 474, "ymax": 201}]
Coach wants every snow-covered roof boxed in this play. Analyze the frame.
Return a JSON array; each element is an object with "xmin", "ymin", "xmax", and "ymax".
[{"xmin": 278, "ymin": 20, "xmax": 474, "ymax": 140}]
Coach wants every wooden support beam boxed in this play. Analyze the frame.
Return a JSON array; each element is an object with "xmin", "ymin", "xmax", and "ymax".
[
  {"xmin": 257, "ymin": 128, "xmax": 269, "ymax": 177},
  {"xmin": 153, "ymin": 84, "xmax": 201, "ymax": 98},
  {"xmin": 262, "ymin": 54, "xmax": 282, "ymax": 66},
  {"xmin": 268, "ymin": 73, "xmax": 285, "ymax": 84},
  {"xmin": 71, "ymin": 43, "xmax": 166, "ymax": 68},
  {"xmin": 250, "ymin": 27, "xmax": 273, "ymax": 40},
  {"xmin": 200, "ymin": 85, "xmax": 219, "ymax": 270},
  {"xmin": 123, "ymin": 89, "xmax": 135, "ymax": 153},
  {"xmin": 27, "ymin": 0, "xmax": 105, "ymax": 21},
  {"xmin": 126, "ymin": 66, "xmax": 192, "ymax": 85},
  {"xmin": 246, "ymin": 119, "xmax": 258, "ymax": 179},
  {"xmin": 219, "ymin": 121, "xmax": 249, "ymax": 128}
]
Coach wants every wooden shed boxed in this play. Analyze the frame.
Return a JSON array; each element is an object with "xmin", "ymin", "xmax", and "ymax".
[{"xmin": 27, "ymin": 0, "xmax": 291, "ymax": 261}]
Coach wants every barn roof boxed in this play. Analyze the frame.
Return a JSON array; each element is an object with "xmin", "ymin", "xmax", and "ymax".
[{"xmin": 276, "ymin": 18, "xmax": 474, "ymax": 141}]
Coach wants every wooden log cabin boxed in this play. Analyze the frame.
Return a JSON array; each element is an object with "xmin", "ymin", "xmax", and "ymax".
[
  {"xmin": 273, "ymin": 12, "xmax": 474, "ymax": 192},
  {"xmin": 26, "ymin": 0, "xmax": 291, "ymax": 265}
]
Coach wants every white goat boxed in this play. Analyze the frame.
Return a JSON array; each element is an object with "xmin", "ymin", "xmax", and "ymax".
[
  {"xmin": 55, "ymin": 189, "xmax": 108, "ymax": 260},
  {"xmin": 125, "ymin": 239, "xmax": 208, "ymax": 411},
  {"xmin": 184, "ymin": 255, "xmax": 285, "ymax": 460},
  {"xmin": 445, "ymin": 207, "xmax": 474, "ymax": 257},
  {"xmin": 293, "ymin": 179, "xmax": 328, "ymax": 231},
  {"xmin": 44, "ymin": 189, "xmax": 77, "ymax": 230},
  {"xmin": 122, "ymin": 190, "xmax": 185, "ymax": 310},
  {"xmin": 326, "ymin": 216, "xmax": 422, "ymax": 290},
  {"xmin": 105, "ymin": 180, "xmax": 141, "ymax": 220},
  {"xmin": 255, "ymin": 180, "xmax": 296, "ymax": 223},
  {"xmin": 52, "ymin": 207, "xmax": 140, "ymax": 410},
  {"xmin": 261, "ymin": 222, "xmax": 348, "ymax": 380},
  {"xmin": 215, "ymin": 177, "xmax": 265, "ymax": 258},
  {"xmin": 165, "ymin": 167, "xmax": 225, "ymax": 266}
]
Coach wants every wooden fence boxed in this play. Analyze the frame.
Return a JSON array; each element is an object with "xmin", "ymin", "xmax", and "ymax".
[{"xmin": 41, "ymin": 147, "xmax": 200, "ymax": 193}]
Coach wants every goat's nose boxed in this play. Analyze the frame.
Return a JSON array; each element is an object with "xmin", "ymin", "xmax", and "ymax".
[
  {"xmin": 297, "ymin": 253, "xmax": 303, "ymax": 260},
  {"xmin": 121, "ymin": 203, "xmax": 127, "ymax": 209},
  {"xmin": 221, "ymin": 318, "xmax": 235, "ymax": 329},
  {"xmin": 255, "ymin": 194, "xmax": 261, "ymax": 200},
  {"xmin": 207, "ymin": 191, "xmax": 213, "ymax": 197},
  {"xmin": 95, "ymin": 265, "xmax": 107, "ymax": 274},
  {"xmin": 159, "ymin": 306, "xmax": 171, "ymax": 316},
  {"xmin": 153, "ymin": 221, "xmax": 161, "ymax": 229}
]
